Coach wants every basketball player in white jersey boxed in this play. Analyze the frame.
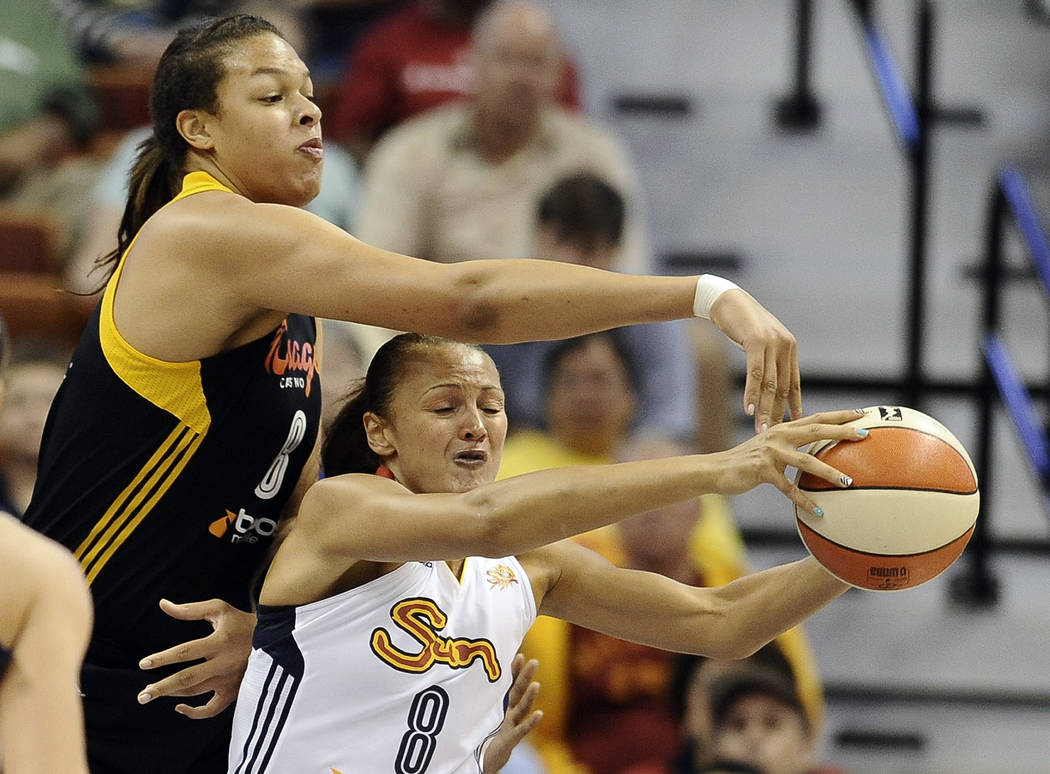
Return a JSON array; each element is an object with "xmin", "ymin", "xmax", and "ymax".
[{"xmin": 228, "ymin": 333, "xmax": 868, "ymax": 774}]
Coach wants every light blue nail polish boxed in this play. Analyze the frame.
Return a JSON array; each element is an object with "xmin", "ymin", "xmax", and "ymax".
[
  {"xmin": 856, "ymin": 427, "xmax": 869, "ymax": 437},
  {"xmin": 813, "ymin": 507, "xmax": 824, "ymax": 517}
]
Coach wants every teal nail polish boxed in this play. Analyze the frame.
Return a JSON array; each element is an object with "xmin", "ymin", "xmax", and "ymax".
[
  {"xmin": 856, "ymin": 427, "xmax": 869, "ymax": 437},
  {"xmin": 813, "ymin": 507, "xmax": 824, "ymax": 517}
]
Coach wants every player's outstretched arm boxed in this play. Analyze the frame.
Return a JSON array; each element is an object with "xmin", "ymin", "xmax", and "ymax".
[
  {"xmin": 184, "ymin": 200, "xmax": 800, "ymax": 432},
  {"xmin": 528, "ymin": 541, "xmax": 847, "ymax": 661},
  {"xmin": 295, "ymin": 410, "xmax": 869, "ymax": 566}
]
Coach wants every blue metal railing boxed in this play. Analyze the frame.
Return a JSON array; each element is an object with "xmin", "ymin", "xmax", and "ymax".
[
  {"xmin": 966, "ymin": 165, "xmax": 1050, "ymax": 603},
  {"xmin": 981, "ymin": 334, "xmax": 1050, "ymax": 482},
  {"xmin": 856, "ymin": 17, "xmax": 922, "ymax": 148}
]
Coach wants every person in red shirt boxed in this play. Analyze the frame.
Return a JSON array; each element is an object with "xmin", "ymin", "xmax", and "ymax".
[{"xmin": 327, "ymin": 0, "xmax": 580, "ymax": 162}]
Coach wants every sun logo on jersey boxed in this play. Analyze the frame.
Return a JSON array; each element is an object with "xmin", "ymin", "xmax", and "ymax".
[
  {"xmin": 371, "ymin": 598, "xmax": 501, "ymax": 682},
  {"xmin": 486, "ymin": 564, "xmax": 518, "ymax": 590}
]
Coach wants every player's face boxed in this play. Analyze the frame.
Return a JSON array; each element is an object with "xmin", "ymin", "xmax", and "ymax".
[
  {"xmin": 199, "ymin": 33, "xmax": 323, "ymax": 206},
  {"xmin": 714, "ymin": 694, "xmax": 813, "ymax": 774},
  {"xmin": 381, "ymin": 347, "xmax": 507, "ymax": 495}
]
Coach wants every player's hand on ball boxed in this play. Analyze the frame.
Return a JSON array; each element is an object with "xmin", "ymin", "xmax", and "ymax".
[
  {"xmin": 136, "ymin": 598, "xmax": 256, "ymax": 718},
  {"xmin": 483, "ymin": 654, "xmax": 542, "ymax": 774},
  {"xmin": 713, "ymin": 408, "xmax": 869, "ymax": 514}
]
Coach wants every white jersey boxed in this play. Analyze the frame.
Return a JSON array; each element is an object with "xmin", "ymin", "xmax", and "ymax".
[{"xmin": 228, "ymin": 556, "xmax": 536, "ymax": 774}]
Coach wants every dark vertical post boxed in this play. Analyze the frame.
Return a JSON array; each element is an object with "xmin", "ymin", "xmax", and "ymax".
[
  {"xmin": 902, "ymin": 0, "xmax": 932, "ymax": 409},
  {"xmin": 950, "ymin": 180, "xmax": 1004, "ymax": 607},
  {"xmin": 774, "ymin": 0, "xmax": 822, "ymax": 130}
]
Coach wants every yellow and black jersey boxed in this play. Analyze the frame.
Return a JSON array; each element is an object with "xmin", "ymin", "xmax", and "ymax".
[{"xmin": 23, "ymin": 173, "xmax": 321, "ymax": 668}]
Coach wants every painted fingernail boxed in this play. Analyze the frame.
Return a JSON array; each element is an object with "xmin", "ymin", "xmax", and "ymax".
[
  {"xmin": 854, "ymin": 408, "xmax": 867, "ymax": 414},
  {"xmin": 840, "ymin": 474, "xmax": 853, "ymax": 487},
  {"xmin": 856, "ymin": 428, "xmax": 869, "ymax": 437},
  {"xmin": 139, "ymin": 658, "xmax": 152, "ymax": 669},
  {"xmin": 760, "ymin": 422, "xmax": 769, "ymax": 433},
  {"xmin": 813, "ymin": 507, "xmax": 824, "ymax": 517},
  {"xmin": 747, "ymin": 403, "xmax": 756, "ymax": 417},
  {"xmin": 137, "ymin": 692, "xmax": 152, "ymax": 704}
]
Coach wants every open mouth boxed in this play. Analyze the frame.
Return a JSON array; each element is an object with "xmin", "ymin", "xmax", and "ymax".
[{"xmin": 454, "ymin": 449, "xmax": 488, "ymax": 464}]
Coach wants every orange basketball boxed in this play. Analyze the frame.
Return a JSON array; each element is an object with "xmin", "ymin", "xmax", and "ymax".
[{"xmin": 794, "ymin": 406, "xmax": 979, "ymax": 591}]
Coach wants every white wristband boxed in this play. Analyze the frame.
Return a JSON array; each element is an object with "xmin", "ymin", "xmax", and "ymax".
[{"xmin": 692, "ymin": 274, "xmax": 740, "ymax": 319}]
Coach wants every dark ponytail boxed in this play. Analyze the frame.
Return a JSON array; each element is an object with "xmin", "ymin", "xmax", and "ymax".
[
  {"xmin": 322, "ymin": 333, "xmax": 487, "ymax": 476},
  {"xmin": 91, "ymin": 15, "xmax": 285, "ymax": 291}
]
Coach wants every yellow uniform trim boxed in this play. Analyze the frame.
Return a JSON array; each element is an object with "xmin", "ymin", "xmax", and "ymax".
[
  {"xmin": 75, "ymin": 424, "xmax": 202, "ymax": 583},
  {"xmin": 98, "ymin": 171, "xmax": 235, "ymax": 434},
  {"xmin": 76, "ymin": 172, "xmax": 235, "ymax": 583}
]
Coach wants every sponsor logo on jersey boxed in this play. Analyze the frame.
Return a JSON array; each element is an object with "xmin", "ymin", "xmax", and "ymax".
[
  {"xmin": 371, "ymin": 597, "xmax": 501, "ymax": 682},
  {"xmin": 265, "ymin": 319, "xmax": 316, "ymax": 396},
  {"xmin": 486, "ymin": 564, "xmax": 518, "ymax": 590},
  {"xmin": 877, "ymin": 406, "xmax": 904, "ymax": 421},
  {"xmin": 208, "ymin": 507, "xmax": 278, "ymax": 543}
]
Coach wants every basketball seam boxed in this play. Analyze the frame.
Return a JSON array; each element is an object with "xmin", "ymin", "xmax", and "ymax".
[
  {"xmin": 798, "ymin": 485, "xmax": 979, "ymax": 495},
  {"xmin": 797, "ymin": 522, "xmax": 974, "ymax": 559}
]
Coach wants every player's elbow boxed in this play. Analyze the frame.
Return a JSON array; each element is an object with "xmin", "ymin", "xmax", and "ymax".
[
  {"xmin": 445, "ymin": 266, "xmax": 510, "ymax": 342},
  {"xmin": 456, "ymin": 491, "xmax": 521, "ymax": 557},
  {"xmin": 689, "ymin": 596, "xmax": 768, "ymax": 660}
]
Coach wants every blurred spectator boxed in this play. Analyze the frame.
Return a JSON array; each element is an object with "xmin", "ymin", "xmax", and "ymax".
[
  {"xmin": 624, "ymin": 646, "xmax": 828, "ymax": 774},
  {"xmin": 50, "ymin": 0, "xmax": 307, "ymax": 66},
  {"xmin": 0, "ymin": 341, "xmax": 70, "ymax": 517},
  {"xmin": 692, "ymin": 764, "xmax": 763, "ymax": 774},
  {"xmin": 485, "ymin": 173, "xmax": 698, "ymax": 441},
  {"xmin": 497, "ymin": 336, "xmax": 825, "ymax": 774},
  {"xmin": 0, "ymin": 1, "xmax": 101, "ymax": 267},
  {"xmin": 497, "ymin": 332, "xmax": 641, "ymax": 474},
  {"xmin": 295, "ymin": 1, "xmax": 398, "ymax": 86},
  {"xmin": 318, "ymin": 319, "xmax": 368, "ymax": 436},
  {"xmin": 327, "ymin": 0, "xmax": 580, "ymax": 163},
  {"xmin": 353, "ymin": 0, "xmax": 652, "ymax": 274},
  {"xmin": 66, "ymin": 124, "xmax": 363, "ymax": 295},
  {"xmin": 700, "ymin": 663, "xmax": 845, "ymax": 774}
]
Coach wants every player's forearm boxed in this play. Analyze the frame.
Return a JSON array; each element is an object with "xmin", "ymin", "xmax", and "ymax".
[
  {"xmin": 697, "ymin": 557, "xmax": 848, "ymax": 659},
  {"xmin": 438, "ymin": 259, "xmax": 698, "ymax": 344},
  {"xmin": 463, "ymin": 455, "xmax": 724, "ymax": 554}
]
